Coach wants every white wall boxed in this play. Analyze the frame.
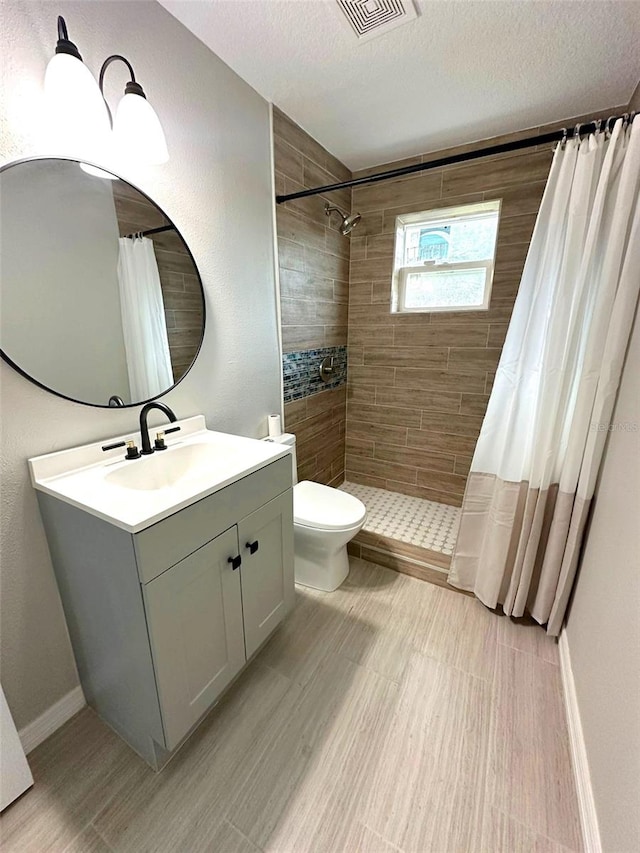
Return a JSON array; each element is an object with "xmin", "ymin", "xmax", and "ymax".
[
  {"xmin": 0, "ymin": 0, "xmax": 281, "ymax": 730},
  {"xmin": 564, "ymin": 308, "xmax": 640, "ymax": 852}
]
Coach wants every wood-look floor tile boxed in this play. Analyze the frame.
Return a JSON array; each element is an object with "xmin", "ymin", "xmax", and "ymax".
[
  {"xmin": 363, "ymin": 652, "xmax": 490, "ymax": 853},
  {"xmin": 228, "ymin": 652, "xmax": 399, "ymax": 851},
  {"xmin": 478, "ymin": 807, "xmax": 579, "ymax": 853},
  {"xmin": 0, "ymin": 708, "xmax": 144, "ymax": 853},
  {"xmin": 63, "ymin": 826, "xmax": 113, "ymax": 853},
  {"xmin": 420, "ymin": 587, "xmax": 498, "ymax": 680},
  {"xmin": 489, "ymin": 646, "xmax": 582, "ymax": 850},
  {"xmin": 497, "ymin": 613, "xmax": 559, "ymax": 665},
  {"xmin": 339, "ymin": 822, "xmax": 404, "ymax": 852},
  {"xmin": 257, "ymin": 587, "xmax": 348, "ymax": 686},
  {"xmin": 335, "ymin": 594, "xmax": 415, "ymax": 684},
  {"xmin": 92, "ymin": 662, "xmax": 295, "ymax": 853}
]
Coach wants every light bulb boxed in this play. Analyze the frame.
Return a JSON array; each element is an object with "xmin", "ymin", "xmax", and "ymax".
[
  {"xmin": 44, "ymin": 52, "xmax": 111, "ymax": 158},
  {"xmin": 113, "ymin": 93, "xmax": 169, "ymax": 165}
]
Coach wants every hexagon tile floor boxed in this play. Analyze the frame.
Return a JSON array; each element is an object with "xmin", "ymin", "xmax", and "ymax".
[{"xmin": 340, "ymin": 481, "xmax": 460, "ymax": 556}]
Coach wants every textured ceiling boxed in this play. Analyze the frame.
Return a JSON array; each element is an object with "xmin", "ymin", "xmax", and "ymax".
[{"xmin": 159, "ymin": 0, "xmax": 640, "ymax": 170}]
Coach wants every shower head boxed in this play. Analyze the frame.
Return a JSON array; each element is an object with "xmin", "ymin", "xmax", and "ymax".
[{"xmin": 324, "ymin": 203, "xmax": 362, "ymax": 236}]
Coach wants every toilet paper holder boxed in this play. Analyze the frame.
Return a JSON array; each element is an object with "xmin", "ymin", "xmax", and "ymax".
[{"xmin": 319, "ymin": 355, "xmax": 335, "ymax": 383}]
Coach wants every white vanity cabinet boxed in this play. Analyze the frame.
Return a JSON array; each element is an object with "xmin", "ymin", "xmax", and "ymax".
[{"xmin": 36, "ymin": 455, "xmax": 294, "ymax": 768}]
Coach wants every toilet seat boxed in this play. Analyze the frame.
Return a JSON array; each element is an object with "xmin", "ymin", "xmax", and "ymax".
[{"xmin": 294, "ymin": 481, "xmax": 366, "ymax": 531}]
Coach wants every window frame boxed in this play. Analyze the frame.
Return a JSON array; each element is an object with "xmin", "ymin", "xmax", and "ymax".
[{"xmin": 391, "ymin": 200, "xmax": 501, "ymax": 314}]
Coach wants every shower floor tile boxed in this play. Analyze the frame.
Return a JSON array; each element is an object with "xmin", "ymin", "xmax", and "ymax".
[{"xmin": 340, "ymin": 481, "xmax": 461, "ymax": 556}]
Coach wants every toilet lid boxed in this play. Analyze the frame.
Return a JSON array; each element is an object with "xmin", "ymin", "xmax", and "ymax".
[{"xmin": 294, "ymin": 481, "xmax": 367, "ymax": 531}]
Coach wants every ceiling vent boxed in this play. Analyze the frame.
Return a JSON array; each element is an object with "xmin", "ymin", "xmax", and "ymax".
[{"xmin": 335, "ymin": 0, "xmax": 418, "ymax": 42}]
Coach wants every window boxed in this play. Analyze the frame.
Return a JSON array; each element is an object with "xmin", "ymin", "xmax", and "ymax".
[{"xmin": 392, "ymin": 199, "xmax": 501, "ymax": 313}]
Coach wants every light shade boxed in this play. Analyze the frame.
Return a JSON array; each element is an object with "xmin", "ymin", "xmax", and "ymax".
[
  {"xmin": 113, "ymin": 93, "xmax": 169, "ymax": 165},
  {"xmin": 44, "ymin": 52, "xmax": 111, "ymax": 156}
]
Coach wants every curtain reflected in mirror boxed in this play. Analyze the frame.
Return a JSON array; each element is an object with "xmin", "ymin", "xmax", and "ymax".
[{"xmin": 0, "ymin": 158, "xmax": 205, "ymax": 407}]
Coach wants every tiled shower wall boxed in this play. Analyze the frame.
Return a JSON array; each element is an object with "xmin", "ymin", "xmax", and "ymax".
[
  {"xmin": 273, "ymin": 107, "xmax": 352, "ymax": 485},
  {"xmin": 345, "ymin": 110, "xmax": 625, "ymax": 506}
]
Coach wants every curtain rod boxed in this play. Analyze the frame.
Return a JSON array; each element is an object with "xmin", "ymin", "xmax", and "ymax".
[
  {"xmin": 125, "ymin": 224, "xmax": 175, "ymax": 239},
  {"xmin": 275, "ymin": 113, "xmax": 630, "ymax": 204}
]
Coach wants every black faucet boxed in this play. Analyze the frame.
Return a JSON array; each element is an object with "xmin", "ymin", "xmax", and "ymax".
[{"xmin": 139, "ymin": 402, "xmax": 178, "ymax": 455}]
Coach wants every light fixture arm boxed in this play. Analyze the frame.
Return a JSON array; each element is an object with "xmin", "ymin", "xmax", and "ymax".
[
  {"xmin": 55, "ymin": 15, "xmax": 82, "ymax": 61},
  {"xmin": 98, "ymin": 55, "xmax": 147, "ymax": 127}
]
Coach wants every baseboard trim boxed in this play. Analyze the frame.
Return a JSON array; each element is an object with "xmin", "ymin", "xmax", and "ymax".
[
  {"xmin": 18, "ymin": 686, "xmax": 85, "ymax": 754},
  {"xmin": 558, "ymin": 630, "xmax": 602, "ymax": 853}
]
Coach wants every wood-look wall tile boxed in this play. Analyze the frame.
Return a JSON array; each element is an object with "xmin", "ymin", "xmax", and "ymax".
[
  {"xmin": 346, "ymin": 436, "xmax": 375, "ymax": 457},
  {"xmin": 364, "ymin": 346, "xmax": 448, "ymax": 368},
  {"xmin": 333, "ymin": 279, "xmax": 349, "ymax": 303},
  {"xmin": 280, "ymin": 298, "xmax": 316, "ymax": 325},
  {"xmin": 273, "ymin": 133, "xmax": 304, "ymax": 183},
  {"xmin": 385, "ymin": 481, "xmax": 463, "ymax": 507},
  {"xmin": 420, "ymin": 410, "xmax": 483, "ymax": 437},
  {"xmin": 347, "ymin": 420, "xmax": 408, "ymax": 445},
  {"xmin": 348, "ymin": 401, "xmax": 422, "ymax": 428},
  {"xmin": 454, "ymin": 455, "xmax": 473, "ymax": 476},
  {"xmin": 325, "ymin": 223, "xmax": 351, "ymax": 259},
  {"xmin": 371, "ymin": 281, "xmax": 393, "ymax": 303},
  {"xmin": 374, "ymin": 443, "xmax": 455, "ymax": 473},
  {"xmin": 279, "ymin": 269, "xmax": 334, "ymax": 301},
  {"xmin": 381, "ymin": 192, "xmax": 485, "ymax": 232},
  {"xmin": 407, "ymin": 429, "xmax": 478, "ymax": 456},
  {"xmin": 448, "ymin": 347, "xmax": 502, "ymax": 372},
  {"xmin": 348, "ymin": 345, "xmax": 364, "ymax": 365},
  {"xmin": 324, "ymin": 325, "xmax": 349, "ymax": 346},
  {"xmin": 348, "ymin": 282, "xmax": 374, "ymax": 304},
  {"xmin": 460, "ymin": 393, "xmax": 491, "ymax": 415},
  {"xmin": 349, "ymin": 326, "xmax": 395, "ymax": 346},
  {"xmin": 306, "ymin": 387, "xmax": 346, "ymax": 417},
  {"xmin": 497, "ymin": 212, "xmax": 537, "ymax": 244},
  {"xmin": 352, "ymin": 172, "xmax": 442, "ymax": 212},
  {"xmin": 416, "ymin": 469, "xmax": 467, "ymax": 495},
  {"xmin": 488, "ymin": 323, "xmax": 509, "ymax": 347},
  {"xmin": 305, "ymin": 245, "xmax": 349, "ymax": 280},
  {"xmin": 394, "ymin": 367, "xmax": 485, "ymax": 393},
  {"xmin": 393, "ymin": 324, "xmax": 489, "ymax": 348},
  {"xmin": 276, "ymin": 208, "xmax": 326, "ymax": 251},
  {"xmin": 284, "ymin": 398, "xmax": 308, "ymax": 428},
  {"xmin": 348, "ymin": 385, "xmax": 377, "ymax": 404},
  {"xmin": 349, "ymin": 236, "xmax": 367, "ymax": 261},
  {"xmin": 346, "ymin": 470, "xmax": 388, "ymax": 489},
  {"xmin": 314, "ymin": 300, "xmax": 348, "ymax": 325},
  {"xmin": 350, "ymin": 256, "xmax": 394, "ymax": 282},
  {"xmin": 281, "ymin": 325, "xmax": 324, "ymax": 351},
  {"xmin": 493, "ymin": 181, "xmax": 547, "ymax": 217},
  {"xmin": 354, "ymin": 212, "xmax": 384, "ymax": 237},
  {"xmin": 443, "ymin": 150, "xmax": 552, "ymax": 197},
  {"xmin": 348, "ymin": 365, "xmax": 396, "ymax": 386},
  {"xmin": 365, "ymin": 233, "xmax": 395, "ymax": 258},
  {"xmin": 376, "ymin": 385, "xmax": 461, "ymax": 413},
  {"xmin": 347, "ymin": 455, "xmax": 418, "ymax": 485}
]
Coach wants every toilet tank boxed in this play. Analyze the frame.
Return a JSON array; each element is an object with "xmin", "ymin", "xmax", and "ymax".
[{"xmin": 263, "ymin": 432, "xmax": 298, "ymax": 484}]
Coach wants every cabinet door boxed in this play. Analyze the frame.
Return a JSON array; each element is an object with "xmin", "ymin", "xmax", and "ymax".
[
  {"xmin": 238, "ymin": 491, "xmax": 294, "ymax": 659},
  {"xmin": 143, "ymin": 528, "xmax": 245, "ymax": 750}
]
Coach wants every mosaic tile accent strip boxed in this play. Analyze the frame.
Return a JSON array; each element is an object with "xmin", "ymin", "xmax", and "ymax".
[
  {"xmin": 340, "ymin": 481, "xmax": 461, "ymax": 555},
  {"xmin": 283, "ymin": 346, "xmax": 347, "ymax": 402}
]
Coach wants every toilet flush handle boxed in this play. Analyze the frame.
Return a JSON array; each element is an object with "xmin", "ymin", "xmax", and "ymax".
[{"xmin": 245, "ymin": 540, "xmax": 259, "ymax": 555}]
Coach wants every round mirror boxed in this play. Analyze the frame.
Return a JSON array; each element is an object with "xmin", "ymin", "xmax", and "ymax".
[{"xmin": 0, "ymin": 157, "xmax": 205, "ymax": 407}]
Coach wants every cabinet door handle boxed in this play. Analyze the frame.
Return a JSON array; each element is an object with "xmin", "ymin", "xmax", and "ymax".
[
  {"xmin": 245, "ymin": 540, "xmax": 259, "ymax": 555},
  {"xmin": 227, "ymin": 555, "xmax": 242, "ymax": 570}
]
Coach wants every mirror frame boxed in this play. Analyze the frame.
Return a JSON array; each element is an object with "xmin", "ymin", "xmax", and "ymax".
[{"xmin": 0, "ymin": 156, "xmax": 206, "ymax": 408}]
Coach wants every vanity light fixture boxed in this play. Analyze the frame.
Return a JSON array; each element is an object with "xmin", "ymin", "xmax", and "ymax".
[{"xmin": 45, "ymin": 16, "xmax": 169, "ymax": 166}]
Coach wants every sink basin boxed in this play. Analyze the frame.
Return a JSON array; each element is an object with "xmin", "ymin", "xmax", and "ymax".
[
  {"xmin": 105, "ymin": 441, "xmax": 247, "ymax": 492},
  {"xmin": 28, "ymin": 416, "xmax": 290, "ymax": 532}
]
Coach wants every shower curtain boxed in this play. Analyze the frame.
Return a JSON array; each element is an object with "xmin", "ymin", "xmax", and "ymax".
[
  {"xmin": 449, "ymin": 117, "xmax": 640, "ymax": 635},
  {"xmin": 117, "ymin": 236, "xmax": 173, "ymax": 401}
]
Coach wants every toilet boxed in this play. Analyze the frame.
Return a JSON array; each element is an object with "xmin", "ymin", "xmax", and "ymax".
[{"xmin": 267, "ymin": 433, "xmax": 366, "ymax": 591}]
